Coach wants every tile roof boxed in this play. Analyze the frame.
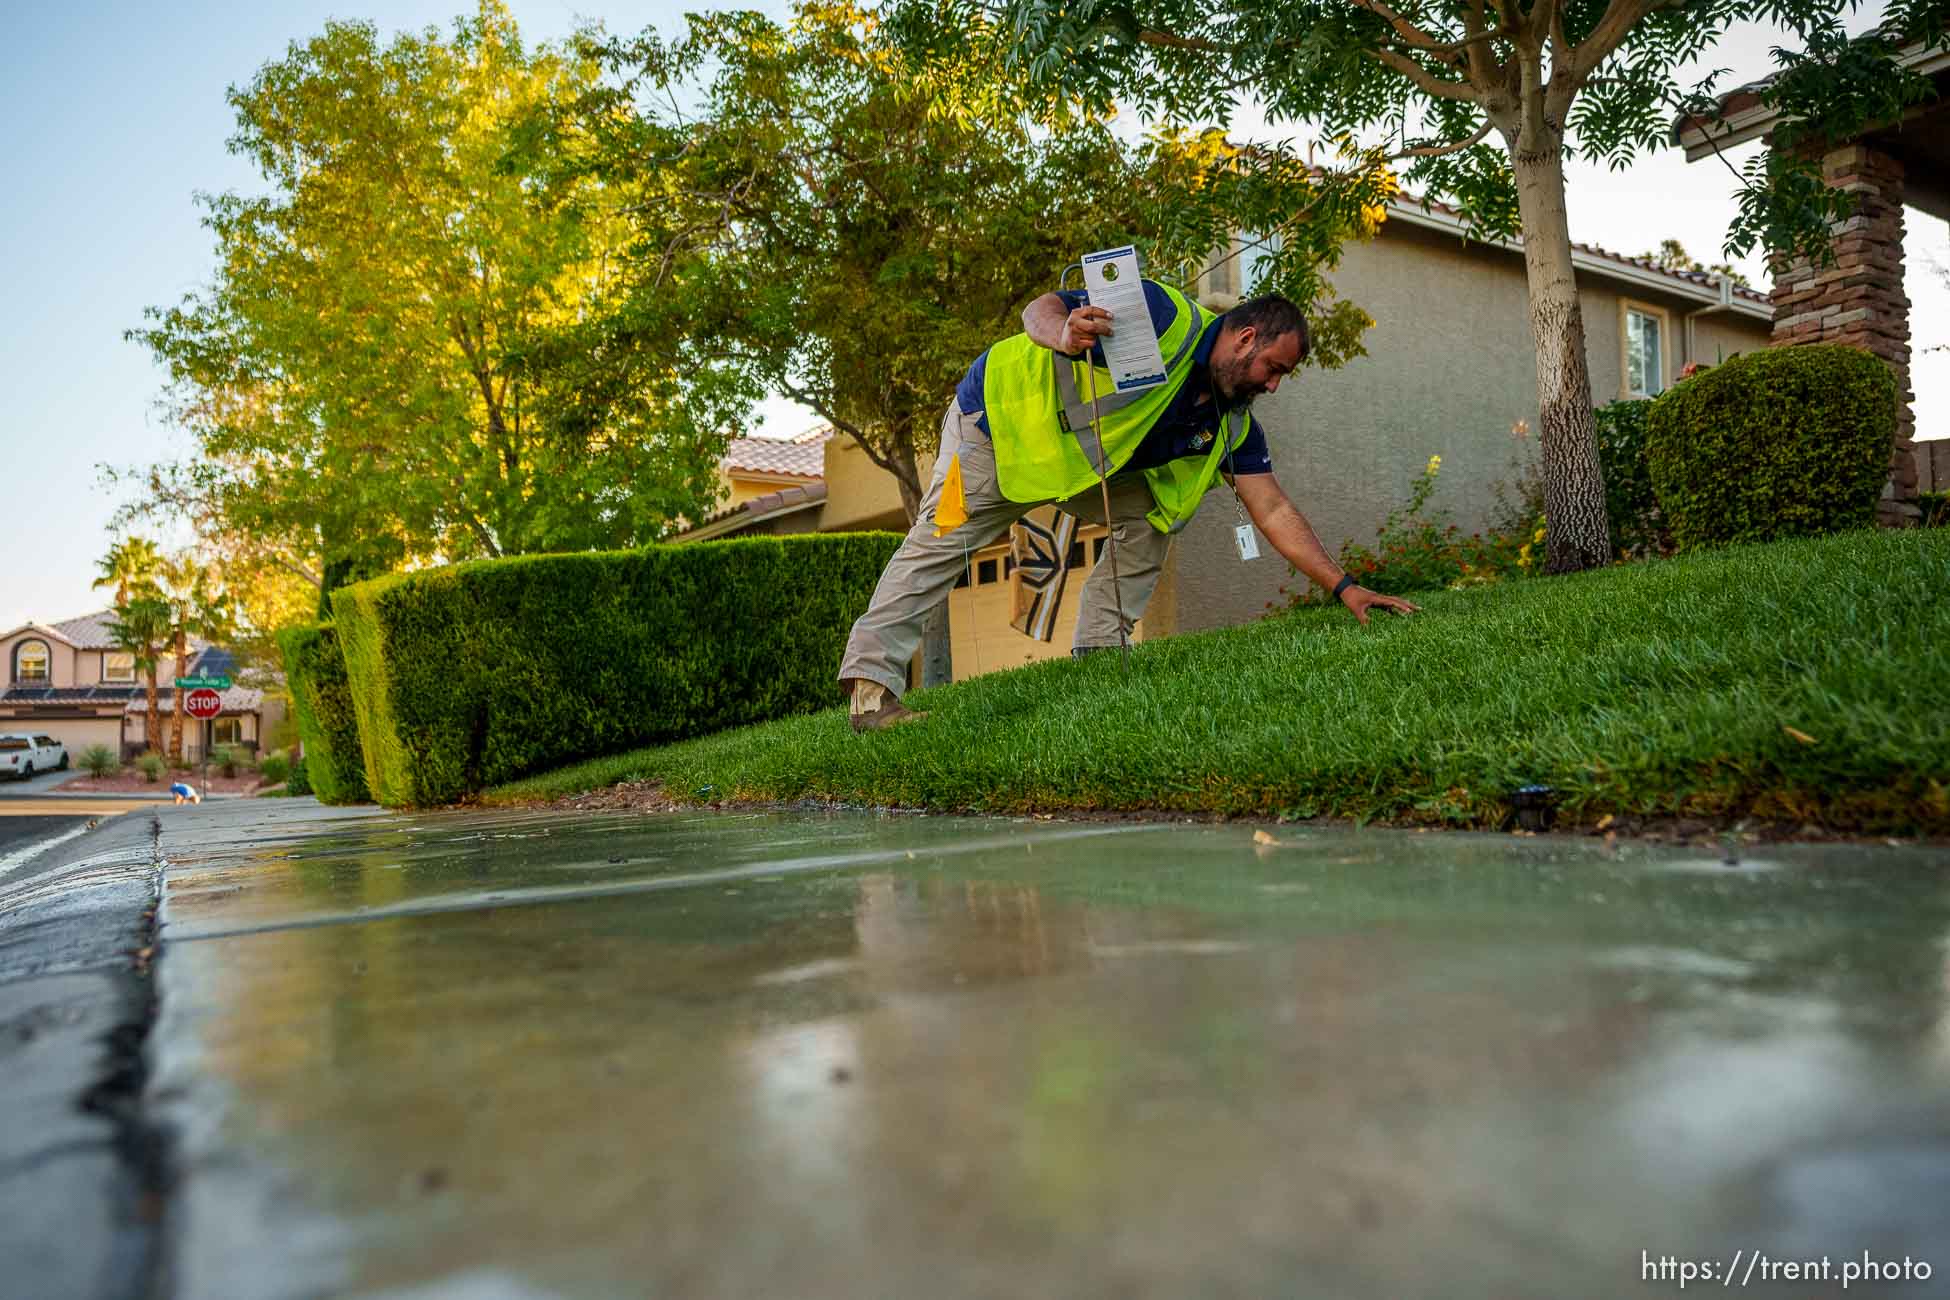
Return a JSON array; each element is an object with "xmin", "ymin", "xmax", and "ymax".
[
  {"xmin": 676, "ymin": 482, "xmax": 829, "ymax": 542},
  {"xmin": 722, "ymin": 426, "xmax": 833, "ymax": 479},
  {"xmin": 7, "ymin": 609, "xmax": 222, "ymax": 656},
  {"xmin": 6, "ymin": 609, "xmax": 220, "ymax": 655},
  {"xmin": 1391, "ymin": 190, "xmax": 1771, "ymax": 306},
  {"xmin": 0, "ymin": 686, "xmax": 140, "ymax": 705},
  {"xmin": 1671, "ymin": 23, "xmax": 1945, "ymax": 145},
  {"xmin": 47, "ymin": 610, "xmax": 122, "ymax": 650}
]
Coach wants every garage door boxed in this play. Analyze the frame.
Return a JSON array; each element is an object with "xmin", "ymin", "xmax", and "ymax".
[{"xmin": 41, "ymin": 719, "xmax": 124, "ymax": 757}]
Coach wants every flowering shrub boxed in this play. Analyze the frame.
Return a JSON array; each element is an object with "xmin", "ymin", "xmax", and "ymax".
[
  {"xmin": 1282, "ymin": 453, "xmax": 1540, "ymax": 608},
  {"xmin": 1515, "ymin": 514, "xmax": 1548, "ymax": 573}
]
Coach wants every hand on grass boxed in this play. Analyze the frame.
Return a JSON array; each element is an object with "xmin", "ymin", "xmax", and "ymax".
[{"xmin": 1342, "ymin": 586, "xmax": 1420, "ymax": 626}]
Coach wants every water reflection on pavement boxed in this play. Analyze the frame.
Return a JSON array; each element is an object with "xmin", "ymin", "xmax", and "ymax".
[{"xmin": 149, "ymin": 803, "xmax": 1950, "ymax": 1299}]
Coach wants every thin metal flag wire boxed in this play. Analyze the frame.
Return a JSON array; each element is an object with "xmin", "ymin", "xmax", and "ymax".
[
  {"xmin": 1082, "ymin": 357, "xmax": 1132, "ymax": 672},
  {"xmin": 1059, "ymin": 260, "xmax": 1132, "ymax": 674}
]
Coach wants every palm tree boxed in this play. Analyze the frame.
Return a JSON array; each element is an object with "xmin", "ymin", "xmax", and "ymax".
[
  {"xmin": 160, "ymin": 559, "xmax": 236, "ymax": 763},
  {"xmin": 108, "ymin": 596, "xmax": 171, "ymax": 759},
  {"xmin": 92, "ymin": 537, "xmax": 163, "ymax": 609}
]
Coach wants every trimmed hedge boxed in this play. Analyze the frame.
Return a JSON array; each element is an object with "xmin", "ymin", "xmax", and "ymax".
[
  {"xmin": 1592, "ymin": 399, "xmax": 1665, "ymax": 557},
  {"xmin": 331, "ymin": 533, "xmax": 903, "ymax": 807},
  {"xmin": 1645, "ymin": 343, "xmax": 1895, "ymax": 550},
  {"xmin": 275, "ymin": 623, "xmax": 371, "ymax": 805}
]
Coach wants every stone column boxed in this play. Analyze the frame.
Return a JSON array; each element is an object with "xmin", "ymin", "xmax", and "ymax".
[{"xmin": 1768, "ymin": 143, "xmax": 1917, "ymax": 524}]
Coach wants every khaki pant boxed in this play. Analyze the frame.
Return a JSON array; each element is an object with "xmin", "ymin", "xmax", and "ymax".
[{"xmin": 837, "ymin": 402, "xmax": 1172, "ymax": 698}]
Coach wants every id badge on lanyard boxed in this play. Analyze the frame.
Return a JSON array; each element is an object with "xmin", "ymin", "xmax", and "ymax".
[{"xmin": 1211, "ymin": 382, "xmax": 1258, "ymax": 562}]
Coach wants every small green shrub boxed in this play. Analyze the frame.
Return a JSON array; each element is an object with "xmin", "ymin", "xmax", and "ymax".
[
  {"xmin": 1645, "ymin": 343, "xmax": 1895, "ymax": 550},
  {"xmin": 213, "ymin": 744, "xmax": 243, "ymax": 778},
  {"xmin": 1592, "ymin": 399, "xmax": 1668, "ymax": 557},
  {"xmin": 79, "ymin": 744, "xmax": 119, "ymax": 779},
  {"xmin": 135, "ymin": 752, "xmax": 165, "ymax": 783},
  {"xmin": 286, "ymin": 755, "xmax": 313, "ymax": 797},
  {"xmin": 1288, "ymin": 454, "xmax": 1533, "ymax": 606},
  {"xmin": 332, "ymin": 533, "xmax": 902, "ymax": 807},
  {"xmin": 1920, "ymin": 491, "xmax": 1949, "ymax": 528},
  {"xmin": 258, "ymin": 752, "xmax": 290, "ymax": 786},
  {"xmin": 277, "ymin": 624, "xmax": 370, "ymax": 805}
]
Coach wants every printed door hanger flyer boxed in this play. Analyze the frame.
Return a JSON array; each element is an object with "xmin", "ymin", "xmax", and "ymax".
[{"xmin": 1081, "ymin": 245, "xmax": 1167, "ymax": 392}]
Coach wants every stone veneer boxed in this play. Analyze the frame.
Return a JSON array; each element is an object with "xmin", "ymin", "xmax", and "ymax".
[{"xmin": 1768, "ymin": 143, "xmax": 1918, "ymax": 524}]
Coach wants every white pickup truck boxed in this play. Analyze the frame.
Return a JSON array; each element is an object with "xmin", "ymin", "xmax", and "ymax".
[{"xmin": 0, "ymin": 733, "xmax": 70, "ymax": 780}]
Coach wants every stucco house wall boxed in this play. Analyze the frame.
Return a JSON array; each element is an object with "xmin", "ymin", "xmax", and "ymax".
[{"xmin": 1160, "ymin": 217, "xmax": 1774, "ymax": 637}]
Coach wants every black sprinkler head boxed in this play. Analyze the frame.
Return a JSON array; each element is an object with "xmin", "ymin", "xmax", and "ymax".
[{"xmin": 1512, "ymin": 784, "xmax": 1557, "ymax": 832}]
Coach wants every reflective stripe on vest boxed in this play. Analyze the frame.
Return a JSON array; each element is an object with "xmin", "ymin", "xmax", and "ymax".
[
  {"xmin": 1052, "ymin": 299, "xmax": 1205, "ymax": 472},
  {"xmin": 982, "ymin": 282, "xmax": 1254, "ymax": 533}
]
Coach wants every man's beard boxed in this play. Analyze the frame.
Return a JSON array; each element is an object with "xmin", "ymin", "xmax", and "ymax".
[{"xmin": 1211, "ymin": 347, "xmax": 1262, "ymax": 409}]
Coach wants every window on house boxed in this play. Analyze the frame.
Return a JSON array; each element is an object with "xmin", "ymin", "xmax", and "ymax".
[
  {"xmin": 212, "ymin": 718, "xmax": 243, "ymax": 746},
  {"xmin": 1239, "ymin": 230, "xmax": 1283, "ymax": 296},
  {"xmin": 977, "ymin": 558, "xmax": 998, "ymax": 586},
  {"xmin": 15, "ymin": 640, "xmax": 48, "ymax": 683},
  {"xmin": 1203, "ymin": 237, "xmax": 1239, "ymax": 299},
  {"xmin": 104, "ymin": 652, "xmax": 135, "ymax": 683},
  {"xmin": 1626, "ymin": 308, "xmax": 1665, "ymax": 398}
]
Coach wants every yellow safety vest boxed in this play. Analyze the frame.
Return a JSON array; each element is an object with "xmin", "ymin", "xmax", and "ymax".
[{"xmin": 981, "ymin": 281, "xmax": 1252, "ymax": 534}]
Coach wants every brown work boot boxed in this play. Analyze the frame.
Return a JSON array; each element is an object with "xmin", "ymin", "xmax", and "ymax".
[{"xmin": 846, "ymin": 679, "xmax": 928, "ymax": 733}]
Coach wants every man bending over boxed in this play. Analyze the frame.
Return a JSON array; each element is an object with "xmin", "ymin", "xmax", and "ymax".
[{"xmin": 838, "ymin": 276, "xmax": 1418, "ymax": 731}]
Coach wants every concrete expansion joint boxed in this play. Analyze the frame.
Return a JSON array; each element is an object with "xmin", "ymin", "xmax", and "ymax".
[{"xmin": 77, "ymin": 810, "xmax": 173, "ymax": 1299}]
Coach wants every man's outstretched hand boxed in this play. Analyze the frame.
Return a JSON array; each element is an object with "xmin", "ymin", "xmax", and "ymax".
[{"xmin": 1341, "ymin": 586, "xmax": 1420, "ymax": 625}]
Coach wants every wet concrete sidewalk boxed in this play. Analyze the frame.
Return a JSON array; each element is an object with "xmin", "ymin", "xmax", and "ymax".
[{"xmin": 105, "ymin": 803, "xmax": 1950, "ymax": 1294}]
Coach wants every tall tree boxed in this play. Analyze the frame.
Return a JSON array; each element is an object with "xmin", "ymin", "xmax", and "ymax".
[
  {"xmin": 128, "ymin": 1, "xmax": 751, "ymax": 578},
  {"xmin": 92, "ymin": 537, "xmax": 163, "ymax": 609},
  {"xmin": 897, "ymin": 0, "xmax": 1945, "ymax": 571},
  {"xmin": 107, "ymin": 595, "xmax": 172, "ymax": 761},
  {"xmin": 158, "ymin": 559, "xmax": 237, "ymax": 764}
]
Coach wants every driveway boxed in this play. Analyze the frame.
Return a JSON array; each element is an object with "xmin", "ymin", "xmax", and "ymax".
[{"xmin": 0, "ymin": 765, "xmax": 84, "ymax": 796}]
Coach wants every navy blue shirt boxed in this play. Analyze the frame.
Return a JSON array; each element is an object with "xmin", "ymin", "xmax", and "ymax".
[{"xmin": 955, "ymin": 280, "xmax": 1273, "ymax": 476}]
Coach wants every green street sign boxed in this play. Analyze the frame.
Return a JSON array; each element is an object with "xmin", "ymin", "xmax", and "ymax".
[{"xmin": 174, "ymin": 675, "xmax": 232, "ymax": 690}]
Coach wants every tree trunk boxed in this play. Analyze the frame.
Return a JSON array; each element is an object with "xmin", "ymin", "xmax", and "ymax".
[
  {"xmin": 1510, "ymin": 140, "xmax": 1611, "ymax": 573},
  {"xmin": 168, "ymin": 633, "xmax": 188, "ymax": 763},
  {"xmin": 887, "ymin": 443, "xmax": 955, "ymax": 689},
  {"xmin": 144, "ymin": 664, "xmax": 161, "ymax": 761}
]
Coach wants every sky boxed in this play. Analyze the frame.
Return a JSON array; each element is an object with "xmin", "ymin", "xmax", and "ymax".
[{"xmin": 1, "ymin": 1, "xmax": 1943, "ymax": 631}]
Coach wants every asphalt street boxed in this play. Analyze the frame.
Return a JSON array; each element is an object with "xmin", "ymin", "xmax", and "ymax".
[
  {"xmin": 0, "ymin": 809, "xmax": 159, "ymax": 1300},
  {"xmin": 0, "ymin": 814, "xmax": 80, "ymax": 855}
]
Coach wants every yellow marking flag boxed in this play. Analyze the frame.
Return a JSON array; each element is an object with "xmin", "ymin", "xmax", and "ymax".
[{"xmin": 932, "ymin": 455, "xmax": 967, "ymax": 537}]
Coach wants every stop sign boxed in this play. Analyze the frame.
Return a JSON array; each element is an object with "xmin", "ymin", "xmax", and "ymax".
[{"xmin": 185, "ymin": 688, "xmax": 223, "ymax": 720}]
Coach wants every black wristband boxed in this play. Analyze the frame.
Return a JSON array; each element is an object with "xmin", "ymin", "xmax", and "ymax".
[{"xmin": 1332, "ymin": 574, "xmax": 1357, "ymax": 600}]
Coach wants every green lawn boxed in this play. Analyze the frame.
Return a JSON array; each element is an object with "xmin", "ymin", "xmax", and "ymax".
[{"xmin": 485, "ymin": 528, "xmax": 1950, "ymax": 834}]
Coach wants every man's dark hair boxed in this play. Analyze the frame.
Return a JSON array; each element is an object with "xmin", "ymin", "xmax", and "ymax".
[{"xmin": 1224, "ymin": 295, "xmax": 1309, "ymax": 360}]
